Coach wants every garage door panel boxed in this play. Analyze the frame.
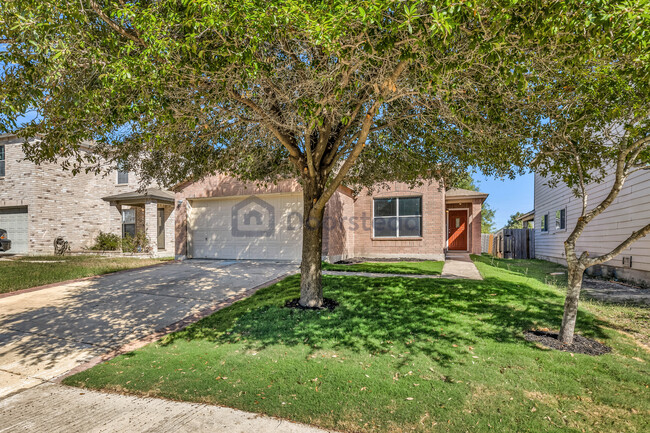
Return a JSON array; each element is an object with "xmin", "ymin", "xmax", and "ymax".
[
  {"xmin": 190, "ymin": 195, "xmax": 303, "ymax": 260},
  {"xmin": 0, "ymin": 207, "xmax": 28, "ymax": 253}
]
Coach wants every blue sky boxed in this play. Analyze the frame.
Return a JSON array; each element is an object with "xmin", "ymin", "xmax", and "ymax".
[{"xmin": 474, "ymin": 172, "xmax": 534, "ymax": 229}]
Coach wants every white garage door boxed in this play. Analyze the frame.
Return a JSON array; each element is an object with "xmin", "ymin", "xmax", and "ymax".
[
  {"xmin": 0, "ymin": 207, "xmax": 29, "ymax": 254},
  {"xmin": 189, "ymin": 194, "xmax": 303, "ymax": 261}
]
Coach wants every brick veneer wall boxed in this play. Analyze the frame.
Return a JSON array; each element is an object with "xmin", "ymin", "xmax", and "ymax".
[
  {"xmin": 0, "ymin": 137, "xmax": 143, "ymax": 253},
  {"xmin": 175, "ymin": 175, "xmax": 451, "ymax": 261},
  {"xmin": 351, "ymin": 181, "xmax": 446, "ymax": 260},
  {"xmin": 322, "ymin": 189, "xmax": 355, "ymax": 262},
  {"xmin": 0, "ymin": 136, "xmax": 169, "ymax": 254}
]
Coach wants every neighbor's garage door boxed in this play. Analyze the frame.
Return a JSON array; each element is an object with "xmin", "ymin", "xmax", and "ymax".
[
  {"xmin": 0, "ymin": 207, "xmax": 28, "ymax": 253},
  {"xmin": 189, "ymin": 194, "xmax": 303, "ymax": 260}
]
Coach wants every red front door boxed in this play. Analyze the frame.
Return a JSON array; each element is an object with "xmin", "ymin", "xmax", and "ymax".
[{"xmin": 448, "ymin": 210, "xmax": 468, "ymax": 251}]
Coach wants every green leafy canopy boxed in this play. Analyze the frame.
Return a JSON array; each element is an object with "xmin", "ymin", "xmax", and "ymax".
[{"xmin": 1, "ymin": 0, "xmax": 647, "ymax": 193}]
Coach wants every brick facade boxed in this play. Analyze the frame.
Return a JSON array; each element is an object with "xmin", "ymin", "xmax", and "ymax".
[
  {"xmin": 175, "ymin": 175, "xmax": 482, "ymax": 262},
  {"xmin": 350, "ymin": 181, "xmax": 446, "ymax": 260},
  {"xmin": 0, "ymin": 135, "xmax": 174, "ymax": 255}
]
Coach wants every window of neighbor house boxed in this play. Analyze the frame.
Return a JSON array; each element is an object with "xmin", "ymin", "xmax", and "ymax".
[
  {"xmin": 373, "ymin": 197, "xmax": 422, "ymax": 237},
  {"xmin": 122, "ymin": 208, "xmax": 136, "ymax": 238},
  {"xmin": 0, "ymin": 145, "xmax": 5, "ymax": 177},
  {"xmin": 117, "ymin": 164, "xmax": 129, "ymax": 184},
  {"xmin": 541, "ymin": 214, "xmax": 549, "ymax": 232},
  {"xmin": 556, "ymin": 208, "xmax": 566, "ymax": 230}
]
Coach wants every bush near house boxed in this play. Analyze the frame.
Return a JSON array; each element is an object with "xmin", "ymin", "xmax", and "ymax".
[
  {"xmin": 120, "ymin": 232, "xmax": 151, "ymax": 254},
  {"xmin": 89, "ymin": 231, "xmax": 122, "ymax": 251},
  {"xmin": 89, "ymin": 231, "xmax": 151, "ymax": 254}
]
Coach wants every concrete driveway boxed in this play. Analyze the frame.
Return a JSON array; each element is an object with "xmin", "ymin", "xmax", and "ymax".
[{"xmin": 0, "ymin": 259, "xmax": 297, "ymax": 398}]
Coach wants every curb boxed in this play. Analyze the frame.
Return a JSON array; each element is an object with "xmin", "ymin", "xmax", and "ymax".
[
  {"xmin": 0, "ymin": 260, "xmax": 177, "ymax": 300},
  {"xmin": 55, "ymin": 270, "xmax": 298, "ymax": 383}
]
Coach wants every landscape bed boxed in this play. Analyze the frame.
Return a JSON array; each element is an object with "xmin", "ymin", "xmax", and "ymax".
[{"xmin": 64, "ymin": 256, "xmax": 650, "ymax": 433}]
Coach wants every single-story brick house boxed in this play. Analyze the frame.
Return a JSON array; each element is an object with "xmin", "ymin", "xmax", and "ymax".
[
  {"xmin": 174, "ymin": 174, "xmax": 488, "ymax": 262},
  {"xmin": 0, "ymin": 134, "xmax": 175, "ymax": 256}
]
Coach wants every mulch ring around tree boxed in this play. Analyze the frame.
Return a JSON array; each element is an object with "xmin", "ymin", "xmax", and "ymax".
[
  {"xmin": 524, "ymin": 329, "xmax": 612, "ymax": 356},
  {"xmin": 284, "ymin": 297, "xmax": 339, "ymax": 311}
]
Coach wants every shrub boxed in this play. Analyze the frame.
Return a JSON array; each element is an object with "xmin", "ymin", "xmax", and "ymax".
[
  {"xmin": 90, "ymin": 231, "xmax": 121, "ymax": 251},
  {"xmin": 121, "ymin": 232, "xmax": 151, "ymax": 254}
]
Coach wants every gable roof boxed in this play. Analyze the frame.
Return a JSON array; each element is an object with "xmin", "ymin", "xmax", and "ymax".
[
  {"xmin": 445, "ymin": 188, "xmax": 489, "ymax": 202},
  {"xmin": 102, "ymin": 188, "xmax": 175, "ymax": 204},
  {"xmin": 516, "ymin": 210, "xmax": 535, "ymax": 222}
]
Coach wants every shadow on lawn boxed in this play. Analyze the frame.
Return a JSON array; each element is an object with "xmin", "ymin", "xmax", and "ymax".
[{"xmin": 163, "ymin": 273, "xmax": 610, "ymax": 367}]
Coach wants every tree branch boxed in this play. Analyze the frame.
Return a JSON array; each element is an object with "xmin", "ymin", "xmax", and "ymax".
[
  {"xmin": 87, "ymin": 0, "xmax": 145, "ymax": 46},
  {"xmin": 588, "ymin": 222, "xmax": 650, "ymax": 267},
  {"xmin": 227, "ymin": 90, "xmax": 303, "ymax": 166}
]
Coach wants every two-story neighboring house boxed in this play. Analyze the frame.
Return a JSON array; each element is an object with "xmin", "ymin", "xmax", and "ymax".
[
  {"xmin": 534, "ymin": 170, "xmax": 650, "ymax": 285},
  {"xmin": 0, "ymin": 134, "xmax": 175, "ymax": 256}
]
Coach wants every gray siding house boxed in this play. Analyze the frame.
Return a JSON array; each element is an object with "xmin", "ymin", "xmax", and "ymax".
[
  {"xmin": 534, "ymin": 170, "xmax": 650, "ymax": 284},
  {"xmin": 0, "ymin": 134, "xmax": 175, "ymax": 256}
]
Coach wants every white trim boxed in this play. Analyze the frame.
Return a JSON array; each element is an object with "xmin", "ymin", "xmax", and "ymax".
[
  {"xmin": 446, "ymin": 207, "xmax": 470, "ymax": 251},
  {"xmin": 540, "ymin": 212, "xmax": 550, "ymax": 234},
  {"xmin": 116, "ymin": 168, "xmax": 129, "ymax": 185},
  {"xmin": 371, "ymin": 196, "xmax": 423, "ymax": 238},
  {"xmin": 555, "ymin": 207, "xmax": 567, "ymax": 231}
]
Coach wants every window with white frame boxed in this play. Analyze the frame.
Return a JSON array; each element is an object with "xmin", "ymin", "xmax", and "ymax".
[
  {"xmin": 122, "ymin": 209, "xmax": 136, "ymax": 238},
  {"xmin": 0, "ymin": 145, "xmax": 5, "ymax": 177},
  {"xmin": 541, "ymin": 213, "xmax": 549, "ymax": 232},
  {"xmin": 117, "ymin": 163, "xmax": 129, "ymax": 184},
  {"xmin": 373, "ymin": 197, "xmax": 422, "ymax": 237},
  {"xmin": 556, "ymin": 208, "xmax": 566, "ymax": 230}
]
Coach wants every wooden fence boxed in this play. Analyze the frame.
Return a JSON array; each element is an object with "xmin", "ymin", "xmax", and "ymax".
[{"xmin": 482, "ymin": 229, "xmax": 535, "ymax": 259}]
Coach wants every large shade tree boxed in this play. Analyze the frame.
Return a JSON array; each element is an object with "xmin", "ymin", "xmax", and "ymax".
[{"xmin": 0, "ymin": 0, "xmax": 629, "ymax": 307}]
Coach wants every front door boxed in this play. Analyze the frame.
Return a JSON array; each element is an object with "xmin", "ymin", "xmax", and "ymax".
[
  {"xmin": 448, "ymin": 210, "xmax": 468, "ymax": 251},
  {"xmin": 157, "ymin": 208, "xmax": 165, "ymax": 250}
]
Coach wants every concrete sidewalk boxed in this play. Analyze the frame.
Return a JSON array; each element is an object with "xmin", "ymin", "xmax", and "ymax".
[
  {"xmin": 441, "ymin": 253, "xmax": 483, "ymax": 280},
  {"xmin": 0, "ymin": 382, "xmax": 331, "ymax": 433}
]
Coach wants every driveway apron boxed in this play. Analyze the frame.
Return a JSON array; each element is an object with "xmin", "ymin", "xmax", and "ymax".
[{"xmin": 0, "ymin": 260, "xmax": 297, "ymax": 398}]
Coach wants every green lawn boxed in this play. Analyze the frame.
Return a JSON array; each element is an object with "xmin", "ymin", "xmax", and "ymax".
[
  {"xmin": 323, "ymin": 260, "xmax": 444, "ymax": 275},
  {"xmin": 0, "ymin": 255, "xmax": 172, "ymax": 294},
  {"xmin": 64, "ymin": 257, "xmax": 650, "ymax": 433}
]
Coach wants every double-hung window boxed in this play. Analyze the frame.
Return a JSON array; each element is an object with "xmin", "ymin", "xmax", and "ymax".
[
  {"xmin": 555, "ymin": 208, "xmax": 566, "ymax": 230},
  {"xmin": 122, "ymin": 209, "xmax": 136, "ymax": 238},
  {"xmin": 373, "ymin": 197, "xmax": 422, "ymax": 237},
  {"xmin": 0, "ymin": 145, "xmax": 5, "ymax": 177}
]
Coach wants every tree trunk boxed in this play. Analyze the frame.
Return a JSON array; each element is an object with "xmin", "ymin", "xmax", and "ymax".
[
  {"xmin": 558, "ymin": 259, "xmax": 585, "ymax": 344},
  {"xmin": 299, "ymin": 184, "xmax": 325, "ymax": 308}
]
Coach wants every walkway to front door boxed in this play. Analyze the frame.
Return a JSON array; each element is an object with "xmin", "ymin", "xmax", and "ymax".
[
  {"xmin": 448, "ymin": 209, "xmax": 468, "ymax": 251},
  {"xmin": 441, "ymin": 252, "xmax": 483, "ymax": 280}
]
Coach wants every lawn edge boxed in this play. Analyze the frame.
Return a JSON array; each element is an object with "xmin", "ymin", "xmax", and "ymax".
[
  {"xmin": 322, "ymin": 269, "xmax": 441, "ymax": 277},
  {"xmin": 55, "ymin": 269, "xmax": 299, "ymax": 384},
  {"xmin": 0, "ymin": 259, "xmax": 176, "ymax": 299}
]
